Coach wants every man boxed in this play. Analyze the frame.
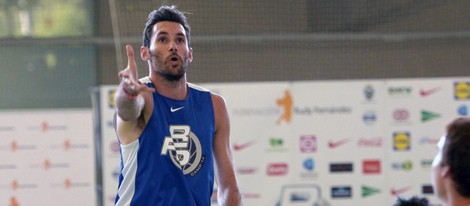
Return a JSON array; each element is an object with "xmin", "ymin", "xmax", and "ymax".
[
  {"xmin": 431, "ymin": 117, "xmax": 470, "ymax": 206},
  {"xmin": 113, "ymin": 5, "xmax": 242, "ymax": 206},
  {"xmin": 393, "ymin": 196, "xmax": 430, "ymax": 206}
]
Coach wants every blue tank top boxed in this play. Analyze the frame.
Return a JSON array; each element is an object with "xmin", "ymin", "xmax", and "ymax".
[{"xmin": 115, "ymin": 78, "xmax": 215, "ymax": 206}]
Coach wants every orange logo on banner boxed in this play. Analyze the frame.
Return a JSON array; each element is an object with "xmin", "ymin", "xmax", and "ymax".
[
  {"xmin": 44, "ymin": 159, "xmax": 51, "ymax": 170},
  {"xmin": 11, "ymin": 180, "xmax": 18, "ymax": 191},
  {"xmin": 276, "ymin": 89, "xmax": 293, "ymax": 124},
  {"xmin": 65, "ymin": 178, "xmax": 72, "ymax": 189},
  {"xmin": 41, "ymin": 121, "xmax": 49, "ymax": 132},
  {"xmin": 10, "ymin": 141, "xmax": 17, "ymax": 152},
  {"xmin": 64, "ymin": 139, "xmax": 71, "ymax": 151},
  {"xmin": 10, "ymin": 196, "xmax": 20, "ymax": 206}
]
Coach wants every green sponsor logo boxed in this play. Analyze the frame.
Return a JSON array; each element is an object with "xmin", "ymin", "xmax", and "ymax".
[
  {"xmin": 421, "ymin": 110, "xmax": 440, "ymax": 122},
  {"xmin": 402, "ymin": 160, "xmax": 413, "ymax": 171},
  {"xmin": 362, "ymin": 185, "xmax": 380, "ymax": 197},
  {"xmin": 270, "ymin": 138, "xmax": 283, "ymax": 146},
  {"xmin": 266, "ymin": 137, "xmax": 288, "ymax": 152}
]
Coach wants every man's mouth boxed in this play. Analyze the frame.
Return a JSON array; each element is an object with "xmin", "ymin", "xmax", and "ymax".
[
  {"xmin": 166, "ymin": 55, "xmax": 182, "ymax": 68},
  {"xmin": 169, "ymin": 54, "xmax": 180, "ymax": 62}
]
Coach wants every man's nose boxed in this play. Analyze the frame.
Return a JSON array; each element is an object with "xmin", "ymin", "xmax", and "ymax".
[{"xmin": 169, "ymin": 42, "xmax": 177, "ymax": 52}]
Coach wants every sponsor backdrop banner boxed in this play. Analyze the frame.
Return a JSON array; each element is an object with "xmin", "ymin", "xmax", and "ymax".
[
  {"xmin": 0, "ymin": 110, "xmax": 96, "ymax": 206},
  {"xmin": 97, "ymin": 77, "xmax": 469, "ymax": 206},
  {"xmin": 96, "ymin": 85, "xmax": 122, "ymax": 205}
]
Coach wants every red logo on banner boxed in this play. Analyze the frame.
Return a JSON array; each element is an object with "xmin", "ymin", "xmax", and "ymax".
[
  {"xmin": 358, "ymin": 137, "xmax": 383, "ymax": 147},
  {"xmin": 267, "ymin": 163, "xmax": 288, "ymax": 176},
  {"xmin": 233, "ymin": 141, "xmax": 255, "ymax": 152},
  {"xmin": 237, "ymin": 167, "xmax": 257, "ymax": 175},
  {"xmin": 110, "ymin": 141, "xmax": 120, "ymax": 153},
  {"xmin": 41, "ymin": 121, "xmax": 49, "ymax": 132},
  {"xmin": 393, "ymin": 109, "xmax": 409, "ymax": 121},
  {"xmin": 420, "ymin": 87, "xmax": 441, "ymax": 97},
  {"xmin": 243, "ymin": 193, "xmax": 261, "ymax": 199},
  {"xmin": 64, "ymin": 140, "xmax": 71, "ymax": 151},
  {"xmin": 391, "ymin": 186, "xmax": 412, "ymax": 196},
  {"xmin": 11, "ymin": 179, "xmax": 18, "ymax": 191},
  {"xmin": 10, "ymin": 141, "xmax": 17, "ymax": 152},
  {"xmin": 328, "ymin": 138, "xmax": 349, "ymax": 149},
  {"xmin": 363, "ymin": 160, "xmax": 381, "ymax": 174},
  {"xmin": 44, "ymin": 159, "xmax": 51, "ymax": 170},
  {"xmin": 65, "ymin": 178, "xmax": 72, "ymax": 189}
]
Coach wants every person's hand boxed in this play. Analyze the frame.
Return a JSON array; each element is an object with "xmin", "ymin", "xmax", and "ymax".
[{"xmin": 118, "ymin": 44, "xmax": 154, "ymax": 96}]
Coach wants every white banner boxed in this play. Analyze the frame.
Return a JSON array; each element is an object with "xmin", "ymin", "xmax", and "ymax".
[
  {"xmin": 95, "ymin": 86, "xmax": 121, "ymax": 206},
  {"xmin": 0, "ymin": 109, "xmax": 96, "ymax": 206},
  {"xmin": 98, "ymin": 77, "xmax": 470, "ymax": 206}
]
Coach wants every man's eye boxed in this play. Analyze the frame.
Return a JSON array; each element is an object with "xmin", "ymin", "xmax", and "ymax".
[{"xmin": 176, "ymin": 38, "xmax": 185, "ymax": 43}]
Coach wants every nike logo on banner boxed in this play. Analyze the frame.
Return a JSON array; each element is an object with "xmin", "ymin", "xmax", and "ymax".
[
  {"xmin": 390, "ymin": 186, "xmax": 412, "ymax": 196},
  {"xmin": 170, "ymin": 106, "xmax": 184, "ymax": 112},
  {"xmin": 328, "ymin": 139, "xmax": 349, "ymax": 149},
  {"xmin": 233, "ymin": 141, "xmax": 255, "ymax": 151},
  {"xmin": 420, "ymin": 87, "xmax": 440, "ymax": 97}
]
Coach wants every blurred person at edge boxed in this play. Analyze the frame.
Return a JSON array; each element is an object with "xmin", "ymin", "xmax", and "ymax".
[
  {"xmin": 113, "ymin": 5, "xmax": 242, "ymax": 206},
  {"xmin": 432, "ymin": 117, "xmax": 470, "ymax": 206},
  {"xmin": 393, "ymin": 195, "xmax": 431, "ymax": 206}
]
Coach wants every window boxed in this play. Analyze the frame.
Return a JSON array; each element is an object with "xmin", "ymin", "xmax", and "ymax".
[
  {"xmin": 0, "ymin": 0, "xmax": 93, "ymax": 38},
  {"xmin": 0, "ymin": 45, "xmax": 96, "ymax": 109}
]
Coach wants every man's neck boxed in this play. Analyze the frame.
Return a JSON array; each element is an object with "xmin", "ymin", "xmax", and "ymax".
[
  {"xmin": 444, "ymin": 191, "xmax": 470, "ymax": 206},
  {"xmin": 150, "ymin": 74, "xmax": 188, "ymax": 100}
]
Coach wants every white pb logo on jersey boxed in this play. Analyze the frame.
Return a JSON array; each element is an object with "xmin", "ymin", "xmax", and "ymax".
[{"xmin": 161, "ymin": 125, "xmax": 204, "ymax": 175}]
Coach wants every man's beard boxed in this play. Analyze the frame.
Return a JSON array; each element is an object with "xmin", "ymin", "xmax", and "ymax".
[
  {"xmin": 157, "ymin": 67, "xmax": 186, "ymax": 81},
  {"xmin": 151, "ymin": 52, "xmax": 188, "ymax": 81}
]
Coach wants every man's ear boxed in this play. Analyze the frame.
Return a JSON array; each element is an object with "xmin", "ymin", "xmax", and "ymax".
[
  {"xmin": 441, "ymin": 165, "xmax": 451, "ymax": 178},
  {"xmin": 141, "ymin": 46, "xmax": 149, "ymax": 61},
  {"xmin": 188, "ymin": 47, "xmax": 193, "ymax": 63}
]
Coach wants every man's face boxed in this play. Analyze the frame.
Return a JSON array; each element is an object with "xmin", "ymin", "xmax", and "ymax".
[
  {"xmin": 431, "ymin": 135, "xmax": 447, "ymax": 199},
  {"xmin": 147, "ymin": 21, "xmax": 192, "ymax": 81}
]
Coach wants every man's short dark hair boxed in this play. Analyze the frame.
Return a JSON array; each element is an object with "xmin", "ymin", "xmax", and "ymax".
[
  {"xmin": 444, "ymin": 117, "xmax": 470, "ymax": 197},
  {"xmin": 142, "ymin": 5, "xmax": 191, "ymax": 47}
]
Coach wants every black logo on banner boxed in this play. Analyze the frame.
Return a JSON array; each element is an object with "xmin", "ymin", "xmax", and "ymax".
[
  {"xmin": 331, "ymin": 186, "xmax": 352, "ymax": 198},
  {"xmin": 330, "ymin": 163, "xmax": 353, "ymax": 173},
  {"xmin": 422, "ymin": 185, "xmax": 434, "ymax": 194}
]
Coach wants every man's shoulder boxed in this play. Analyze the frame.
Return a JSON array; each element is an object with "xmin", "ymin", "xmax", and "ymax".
[
  {"xmin": 139, "ymin": 76, "xmax": 152, "ymax": 84},
  {"xmin": 188, "ymin": 82, "xmax": 210, "ymax": 92}
]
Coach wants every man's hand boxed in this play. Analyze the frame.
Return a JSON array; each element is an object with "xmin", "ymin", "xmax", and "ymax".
[
  {"xmin": 114, "ymin": 44, "xmax": 154, "ymax": 123},
  {"xmin": 118, "ymin": 44, "xmax": 154, "ymax": 96}
]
